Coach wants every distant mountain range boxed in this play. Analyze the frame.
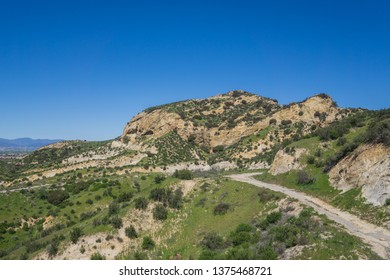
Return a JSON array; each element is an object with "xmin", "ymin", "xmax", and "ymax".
[{"xmin": 0, "ymin": 138, "xmax": 62, "ymax": 152}]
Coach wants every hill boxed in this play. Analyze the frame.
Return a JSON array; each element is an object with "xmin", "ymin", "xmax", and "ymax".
[{"xmin": 0, "ymin": 90, "xmax": 389, "ymax": 260}]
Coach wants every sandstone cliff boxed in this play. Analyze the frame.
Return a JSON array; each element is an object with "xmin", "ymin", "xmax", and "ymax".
[{"xmin": 329, "ymin": 144, "xmax": 390, "ymax": 205}]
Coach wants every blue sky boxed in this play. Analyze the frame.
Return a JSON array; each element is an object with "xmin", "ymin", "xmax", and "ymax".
[{"xmin": 1, "ymin": 0, "xmax": 389, "ymax": 140}]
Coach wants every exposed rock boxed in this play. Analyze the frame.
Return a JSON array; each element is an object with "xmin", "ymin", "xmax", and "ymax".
[
  {"xmin": 329, "ymin": 144, "xmax": 390, "ymax": 205},
  {"xmin": 270, "ymin": 148, "xmax": 307, "ymax": 175}
]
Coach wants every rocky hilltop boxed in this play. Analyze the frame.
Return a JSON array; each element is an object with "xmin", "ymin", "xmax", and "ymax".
[{"xmin": 121, "ymin": 91, "xmax": 342, "ymax": 150}]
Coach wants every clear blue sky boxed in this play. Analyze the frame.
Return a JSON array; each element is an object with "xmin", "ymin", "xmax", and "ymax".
[{"xmin": 1, "ymin": 0, "xmax": 389, "ymax": 140}]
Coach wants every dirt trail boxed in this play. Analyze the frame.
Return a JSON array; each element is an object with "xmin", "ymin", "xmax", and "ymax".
[{"xmin": 227, "ymin": 173, "xmax": 390, "ymax": 259}]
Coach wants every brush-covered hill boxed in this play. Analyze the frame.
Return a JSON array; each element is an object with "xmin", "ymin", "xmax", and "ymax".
[
  {"xmin": 0, "ymin": 90, "xmax": 353, "ymax": 184},
  {"xmin": 0, "ymin": 89, "xmax": 389, "ymax": 260}
]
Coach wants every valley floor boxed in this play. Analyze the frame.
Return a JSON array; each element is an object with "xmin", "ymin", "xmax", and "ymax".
[{"xmin": 228, "ymin": 173, "xmax": 390, "ymax": 259}]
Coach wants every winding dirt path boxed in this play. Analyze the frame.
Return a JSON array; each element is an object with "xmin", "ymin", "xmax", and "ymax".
[{"xmin": 227, "ymin": 173, "xmax": 390, "ymax": 259}]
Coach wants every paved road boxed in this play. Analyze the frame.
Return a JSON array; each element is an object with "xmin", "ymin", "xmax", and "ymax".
[{"xmin": 227, "ymin": 173, "xmax": 390, "ymax": 259}]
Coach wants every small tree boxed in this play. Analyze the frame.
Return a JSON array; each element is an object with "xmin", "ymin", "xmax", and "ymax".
[{"xmin": 142, "ymin": 236, "xmax": 155, "ymax": 250}]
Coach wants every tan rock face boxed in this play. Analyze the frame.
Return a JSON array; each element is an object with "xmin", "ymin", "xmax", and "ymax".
[
  {"xmin": 270, "ymin": 148, "xmax": 307, "ymax": 175},
  {"xmin": 121, "ymin": 92, "xmax": 342, "ymax": 151},
  {"xmin": 329, "ymin": 144, "xmax": 390, "ymax": 205}
]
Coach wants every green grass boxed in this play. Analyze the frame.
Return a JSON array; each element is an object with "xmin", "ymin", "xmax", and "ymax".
[{"xmin": 156, "ymin": 179, "xmax": 278, "ymax": 259}]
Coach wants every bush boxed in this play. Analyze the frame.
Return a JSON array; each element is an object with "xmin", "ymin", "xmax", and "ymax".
[
  {"xmin": 142, "ymin": 236, "xmax": 155, "ymax": 250},
  {"xmin": 385, "ymin": 198, "xmax": 390, "ymax": 206},
  {"xmin": 125, "ymin": 225, "xmax": 138, "ymax": 239},
  {"xmin": 213, "ymin": 203, "xmax": 230, "ymax": 215},
  {"xmin": 212, "ymin": 145, "xmax": 225, "ymax": 153},
  {"xmin": 117, "ymin": 192, "xmax": 133, "ymax": 203},
  {"xmin": 269, "ymin": 119, "xmax": 277, "ymax": 125},
  {"xmin": 108, "ymin": 201, "xmax": 120, "ymax": 216},
  {"xmin": 153, "ymin": 204, "xmax": 168, "ymax": 220},
  {"xmin": 364, "ymin": 118, "xmax": 390, "ymax": 146},
  {"xmin": 85, "ymin": 199, "xmax": 93, "ymax": 205},
  {"xmin": 266, "ymin": 211, "xmax": 282, "ymax": 224},
  {"xmin": 201, "ymin": 232, "xmax": 225, "ymax": 250},
  {"xmin": 296, "ymin": 170, "xmax": 315, "ymax": 185},
  {"xmin": 168, "ymin": 188, "xmax": 183, "ymax": 209},
  {"xmin": 46, "ymin": 242, "xmax": 58, "ymax": 258},
  {"xmin": 47, "ymin": 190, "xmax": 69, "ymax": 205},
  {"xmin": 70, "ymin": 227, "xmax": 83, "ymax": 244},
  {"xmin": 306, "ymin": 155, "xmax": 315, "ymax": 164},
  {"xmin": 337, "ymin": 137, "xmax": 347, "ymax": 146},
  {"xmin": 154, "ymin": 175, "xmax": 166, "ymax": 184},
  {"xmin": 111, "ymin": 216, "xmax": 123, "ymax": 229},
  {"xmin": 280, "ymin": 120, "xmax": 292, "ymax": 126},
  {"xmin": 134, "ymin": 197, "xmax": 148, "ymax": 210},
  {"xmin": 90, "ymin": 252, "xmax": 106, "ymax": 260},
  {"xmin": 225, "ymin": 247, "xmax": 253, "ymax": 260},
  {"xmin": 256, "ymin": 245, "xmax": 278, "ymax": 260},
  {"xmin": 173, "ymin": 169, "xmax": 193, "ymax": 180}
]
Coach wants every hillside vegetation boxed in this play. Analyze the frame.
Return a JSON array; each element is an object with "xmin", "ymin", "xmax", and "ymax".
[{"xmin": 0, "ymin": 90, "xmax": 389, "ymax": 259}]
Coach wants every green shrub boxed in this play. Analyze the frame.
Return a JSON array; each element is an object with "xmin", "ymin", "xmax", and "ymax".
[
  {"xmin": 306, "ymin": 156, "xmax": 315, "ymax": 164},
  {"xmin": 201, "ymin": 232, "xmax": 225, "ymax": 250},
  {"xmin": 142, "ymin": 236, "xmax": 155, "ymax": 250},
  {"xmin": 385, "ymin": 198, "xmax": 390, "ymax": 206},
  {"xmin": 134, "ymin": 197, "xmax": 148, "ymax": 210},
  {"xmin": 337, "ymin": 137, "xmax": 347, "ymax": 146},
  {"xmin": 125, "ymin": 225, "xmax": 138, "ymax": 239},
  {"xmin": 47, "ymin": 190, "xmax": 69, "ymax": 205},
  {"xmin": 70, "ymin": 227, "xmax": 83, "ymax": 244},
  {"xmin": 173, "ymin": 169, "xmax": 193, "ymax": 180},
  {"xmin": 108, "ymin": 201, "xmax": 120, "ymax": 216},
  {"xmin": 266, "ymin": 211, "xmax": 282, "ymax": 224},
  {"xmin": 213, "ymin": 203, "xmax": 230, "ymax": 215},
  {"xmin": 296, "ymin": 170, "xmax": 315, "ymax": 185},
  {"xmin": 364, "ymin": 118, "xmax": 390, "ymax": 146},
  {"xmin": 153, "ymin": 204, "xmax": 168, "ymax": 221},
  {"xmin": 256, "ymin": 245, "xmax": 278, "ymax": 260},
  {"xmin": 154, "ymin": 175, "xmax": 166, "ymax": 184},
  {"xmin": 117, "ymin": 192, "xmax": 133, "ymax": 203},
  {"xmin": 110, "ymin": 216, "xmax": 123, "ymax": 229},
  {"xmin": 90, "ymin": 252, "xmax": 106, "ymax": 260}
]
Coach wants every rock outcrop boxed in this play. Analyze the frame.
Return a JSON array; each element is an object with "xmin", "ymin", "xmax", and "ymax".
[
  {"xmin": 329, "ymin": 144, "xmax": 390, "ymax": 205},
  {"xmin": 270, "ymin": 148, "xmax": 307, "ymax": 175}
]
